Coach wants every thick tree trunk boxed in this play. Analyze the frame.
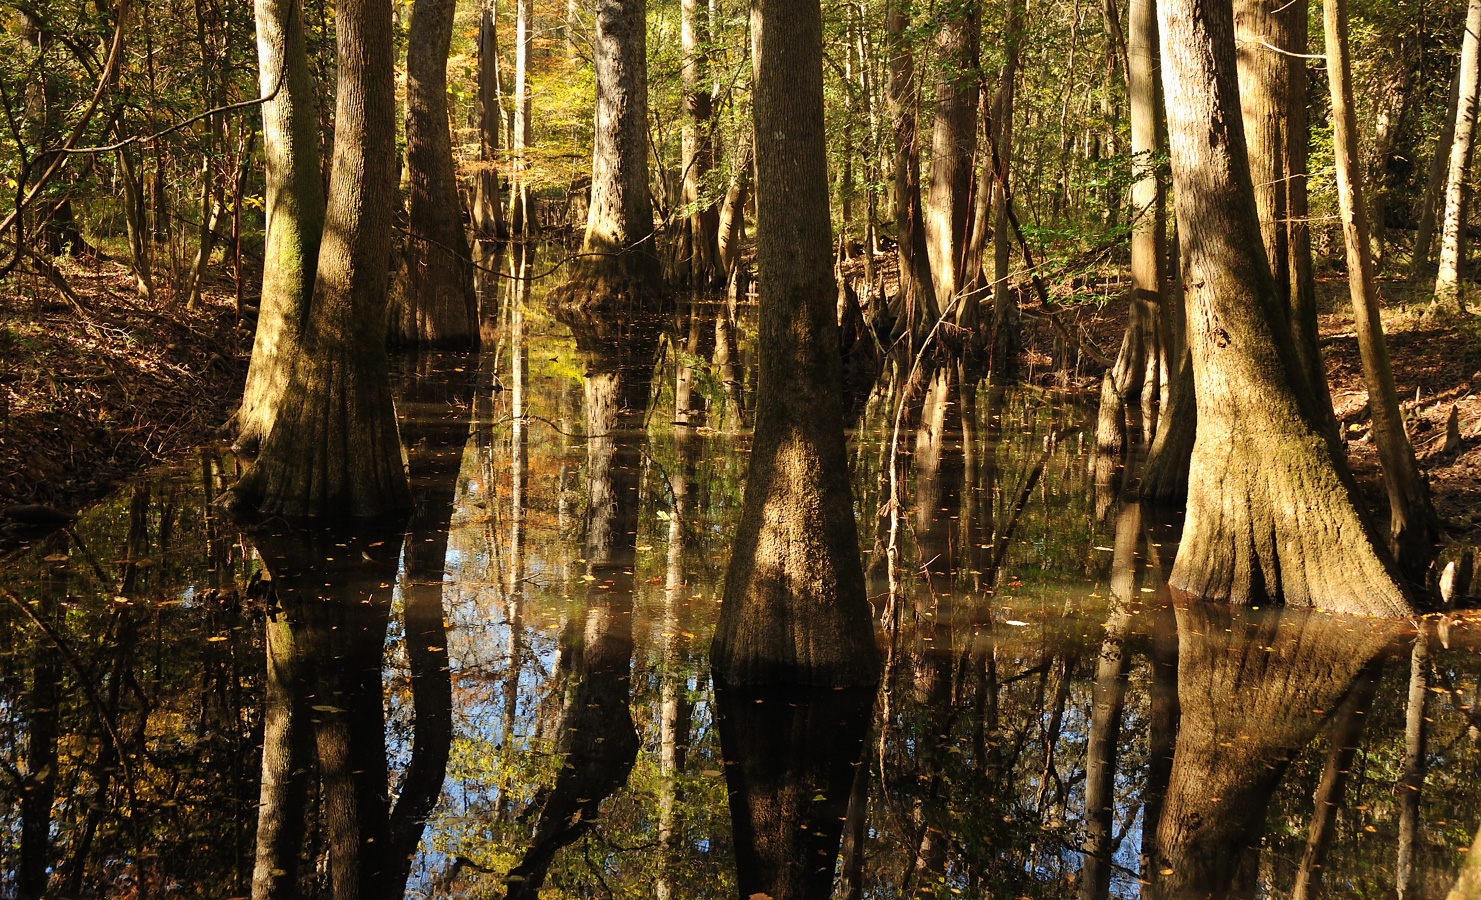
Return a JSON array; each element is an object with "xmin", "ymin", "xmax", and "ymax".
[
  {"xmin": 1323, "ymin": 0, "xmax": 1437, "ymax": 574},
  {"xmin": 223, "ymin": 0, "xmax": 410, "ymax": 518},
  {"xmin": 717, "ymin": 132, "xmax": 752, "ymax": 278},
  {"xmin": 679, "ymin": 0, "xmax": 721, "ymax": 287},
  {"xmin": 923, "ymin": 2, "xmax": 979, "ymax": 310},
  {"xmin": 886, "ymin": 0, "xmax": 940, "ymax": 337},
  {"xmin": 472, "ymin": 1, "xmax": 507, "ymax": 239},
  {"xmin": 390, "ymin": 0, "xmax": 479, "ymax": 348},
  {"xmin": 711, "ymin": 0, "xmax": 879, "ymax": 687},
  {"xmin": 1433, "ymin": 0, "xmax": 1481, "ymax": 317},
  {"xmin": 1233, "ymin": 0, "xmax": 1332, "ymax": 431},
  {"xmin": 1159, "ymin": 0, "xmax": 1412, "ymax": 615},
  {"xmin": 563, "ymin": 0, "xmax": 660, "ymax": 297},
  {"xmin": 236, "ymin": 0, "xmax": 326, "ymax": 452}
]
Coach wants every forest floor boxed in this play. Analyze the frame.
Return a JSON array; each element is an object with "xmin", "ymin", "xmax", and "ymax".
[{"xmin": 0, "ymin": 254, "xmax": 243, "ymax": 539}]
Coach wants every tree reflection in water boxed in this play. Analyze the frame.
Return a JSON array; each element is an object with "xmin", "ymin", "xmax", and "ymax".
[{"xmin": 11, "ymin": 271, "xmax": 1481, "ymax": 899}]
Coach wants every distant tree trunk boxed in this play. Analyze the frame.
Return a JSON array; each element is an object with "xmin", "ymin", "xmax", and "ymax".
[
  {"xmin": 989, "ymin": 0, "xmax": 1025, "ymax": 376},
  {"xmin": 390, "ymin": 0, "xmax": 479, "ymax": 348},
  {"xmin": 116, "ymin": 148, "xmax": 156, "ymax": 301},
  {"xmin": 923, "ymin": 1, "xmax": 979, "ymax": 311},
  {"xmin": 716, "ymin": 132, "xmax": 752, "ymax": 277},
  {"xmin": 679, "ymin": 0, "xmax": 721, "ymax": 287},
  {"xmin": 223, "ymin": 0, "xmax": 410, "ymax": 518},
  {"xmin": 236, "ymin": 0, "xmax": 326, "ymax": 453},
  {"xmin": 509, "ymin": 0, "xmax": 534, "ymax": 236},
  {"xmin": 561, "ymin": 0, "xmax": 660, "ymax": 300},
  {"xmin": 886, "ymin": 0, "xmax": 940, "ymax": 337},
  {"xmin": 1433, "ymin": 0, "xmax": 1481, "ymax": 318},
  {"xmin": 472, "ymin": 0, "xmax": 507, "ymax": 239},
  {"xmin": 1366, "ymin": 31, "xmax": 1420, "ymax": 270},
  {"xmin": 1413, "ymin": 64, "xmax": 1462, "ymax": 281},
  {"xmin": 710, "ymin": 0, "xmax": 879, "ymax": 687},
  {"xmin": 1233, "ymin": 0, "xmax": 1332, "ymax": 432},
  {"xmin": 1323, "ymin": 0, "xmax": 1437, "ymax": 574},
  {"xmin": 1159, "ymin": 0, "xmax": 1412, "ymax": 615}
]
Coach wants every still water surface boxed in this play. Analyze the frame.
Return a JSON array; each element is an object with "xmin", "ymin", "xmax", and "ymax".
[{"xmin": 1, "ymin": 257, "xmax": 1478, "ymax": 899}]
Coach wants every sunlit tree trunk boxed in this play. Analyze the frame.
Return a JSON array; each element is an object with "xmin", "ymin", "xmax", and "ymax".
[
  {"xmin": 562, "ymin": 0, "xmax": 660, "ymax": 298},
  {"xmin": 886, "ymin": 0, "xmax": 940, "ymax": 336},
  {"xmin": 223, "ymin": 0, "xmax": 410, "ymax": 518},
  {"xmin": 116, "ymin": 148, "xmax": 157, "ymax": 301},
  {"xmin": 236, "ymin": 0, "xmax": 325, "ymax": 452},
  {"xmin": 717, "ymin": 133, "xmax": 752, "ymax": 278},
  {"xmin": 390, "ymin": 0, "xmax": 479, "ymax": 348},
  {"xmin": 1413, "ymin": 65, "xmax": 1462, "ymax": 281},
  {"xmin": 1396, "ymin": 633, "xmax": 1430, "ymax": 900},
  {"xmin": 711, "ymin": 0, "xmax": 878, "ymax": 686},
  {"xmin": 989, "ymin": 0, "xmax": 1025, "ymax": 376},
  {"xmin": 1433, "ymin": 0, "xmax": 1481, "ymax": 317},
  {"xmin": 679, "ymin": 0, "xmax": 721, "ymax": 287},
  {"xmin": 1159, "ymin": 0, "xmax": 1412, "ymax": 614},
  {"xmin": 509, "ymin": 0, "xmax": 534, "ymax": 236}
]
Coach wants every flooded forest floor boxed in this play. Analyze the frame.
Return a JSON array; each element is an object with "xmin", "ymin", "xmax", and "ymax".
[{"xmin": 6, "ymin": 250, "xmax": 1481, "ymax": 542}]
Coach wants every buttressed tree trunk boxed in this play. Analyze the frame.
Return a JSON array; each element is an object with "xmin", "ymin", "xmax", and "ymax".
[
  {"xmin": 390, "ymin": 0, "xmax": 479, "ymax": 348},
  {"xmin": 1158, "ymin": 0, "xmax": 1413, "ymax": 616},
  {"xmin": 886, "ymin": 0, "xmax": 941, "ymax": 338},
  {"xmin": 236, "ymin": 0, "xmax": 326, "ymax": 452},
  {"xmin": 223, "ymin": 0, "xmax": 411, "ymax": 518},
  {"xmin": 711, "ymin": 0, "xmax": 879, "ymax": 687},
  {"xmin": 564, "ymin": 0, "xmax": 661, "ymax": 299},
  {"xmin": 924, "ymin": 0, "xmax": 979, "ymax": 310}
]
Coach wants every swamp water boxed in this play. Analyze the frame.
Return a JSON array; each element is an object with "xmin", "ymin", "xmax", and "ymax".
[{"xmin": 2, "ymin": 261, "xmax": 1480, "ymax": 899}]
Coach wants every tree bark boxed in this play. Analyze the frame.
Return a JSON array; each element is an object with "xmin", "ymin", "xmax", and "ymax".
[
  {"xmin": 717, "ymin": 132, "xmax": 752, "ymax": 278},
  {"xmin": 472, "ymin": 0, "xmax": 507, "ymax": 239},
  {"xmin": 711, "ymin": 0, "xmax": 879, "ymax": 687},
  {"xmin": 886, "ymin": 0, "xmax": 940, "ymax": 338},
  {"xmin": 923, "ymin": 1, "xmax": 980, "ymax": 310},
  {"xmin": 223, "ymin": 0, "xmax": 410, "ymax": 518},
  {"xmin": 563, "ymin": 0, "xmax": 660, "ymax": 296},
  {"xmin": 989, "ymin": 0, "xmax": 1025, "ymax": 376},
  {"xmin": 236, "ymin": 0, "xmax": 326, "ymax": 452},
  {"xmin": 390, "ymin": 0, "xmax": 480, "ymax": 348},
  {"xmin": 1323, "ymin": 0, "xmax": 1438, "ymax": 574},
  {"xmin": 1413, "ymin": 64, "xmax": 1463, "ymax": 281},
  {"xmin": 679, "ymin": 0, "xmax": 721, "ymax": 287},
  {"xmin": 1433, "ymin": 0, "xmax": 1481, "ymax": 317},
  {"xmin": 1159, "ymin": 0, "xmax": 1413, "ymax": 615},
  {"xmin": 509, "ymin": 0, "xmax": 535, "ymax": 236},
  {"xmin": 1396, "ymin": 633, "xmax": 1430, "ymax": 900}
]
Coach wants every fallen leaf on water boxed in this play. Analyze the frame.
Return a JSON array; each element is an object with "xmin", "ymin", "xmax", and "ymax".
[{"xmin": 1005, "ymin": 620, "xmax": 1031, "ymax": 627}]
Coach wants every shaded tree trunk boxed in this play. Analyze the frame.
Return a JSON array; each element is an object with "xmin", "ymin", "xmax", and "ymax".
[
  {"xmin": 678, "ymin": 0, "xmax": 721, "ymax": 287},
  {"xmin": 710, "ymin": 0, "xmax": 879, "ymax": 687},
  {"xmin": 1413, "ymin": 65, "xmax": 1463, "ymax": 281},
  {"xmin": 1159, "ymin": 0, "xmax": 1412, "ymax": 615},
  {"xmin": 472, "ymin": 0, "xmax": 507, "ymax": 239},
  {"xmin": 886, "ymin": 0, "xmax": 940, "ymax": 338},
  {"xmin": 923, "ymin": 1, "xmax": 979, "ymax": 310},
  {"xmin": 390, "ymin": 0, "xmax": 480, "ymax": 348},
  {"xmin": 1322, "ymin": 0, "xmax": 1437, "ymax": 574},
  {"xmin": 989, "ymin": 0, "xmax": 1025, "ymax": 376}
]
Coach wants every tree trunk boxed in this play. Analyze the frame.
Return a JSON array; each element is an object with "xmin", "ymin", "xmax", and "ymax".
[
  {"xmin": 711, "ymin": 0, "xmax": 879, "ymax": 687},
  {"xmin": 1396, "ymin": 633, "xmax": 1430, "ymax": 900},
  {"xmin": 509, "ymin": 0, "xmax": 534, "ymax": 236},
  {"xmin": 250, "ymin": 614, "xmax": 313, "ymax": 900},
  {"xmin": 679, "ymin": 0, "xmax": 721, "ymax": 287},
  {"xmin": 223, "ymin": 0, "xmax": 410, "ymax": 518},
  {"xmin": 1323, "ymin": 0, "xmax": 1438, "ymax": 574},
  {"xmin": 886, "ymin": 0, "xmax": 940, "ymax": 338},
  {"xmin": 1433, "ymin": 0, "xmax": 1481, "ymax": 317},
  {"xmin": 236, "ymin": 0, "xmax": 326, "ymax": 453},
  {"xmin": 116, "ymin": 148, "xmax": 156, "ymax": 302},
  {"xmin": 989, "ymin": 0, "xmax": 1025, "ymax": 376},
  {"xmin": 561, "ymin": 0, "xmax": 660, "ymax": 299},
  {"xmin": 1233, "ymin": 0, "xmax": 1332, "ymax": 431},
  {"xmin": 1412, "ymin": 64, "xmax": 1462, "ymax": 281},
  {"xmin": 390, "ymin": 0, "xmax": 479, "ymax": 348},
  {"xmin": 716, "ymin": 132, "xmax": 752, "ymax": 278},
  {"xmin": 1159, "ymin": 0, "xmax": 1413, "ymax": 615},
  {"xmin": 1366, "ymin": 31, "xmax": 1420, "ymax": 270},
  {"xmin": 472, "ymin": 0, "xmax": 507, "ymax": 239},
  {"xmin": 923, "ymin": 1, "xmax": 979, "ymax": 310}
]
